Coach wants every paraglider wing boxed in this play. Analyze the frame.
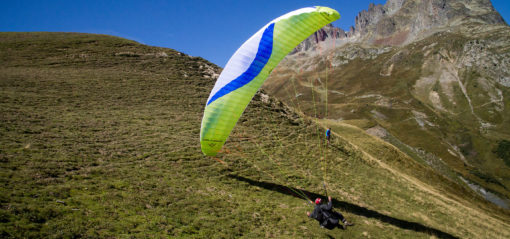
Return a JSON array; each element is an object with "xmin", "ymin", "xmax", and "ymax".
[{"xmin": 201, "ymin": 6, "xmax": 340, "ymax": 156}]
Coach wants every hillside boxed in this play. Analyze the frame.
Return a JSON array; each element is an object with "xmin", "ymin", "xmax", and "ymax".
[
  {"xmin": 265, "ymin": 0, "xmax": 510, "ymax": 210},
  {"xmin": 1, "ymin": 32, "xmax": 510, "ymax": 238}
]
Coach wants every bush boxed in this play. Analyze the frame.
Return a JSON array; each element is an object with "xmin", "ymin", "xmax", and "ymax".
[{"xmin": 495, "ymin": 140, "xmax": 510, "ymax": 166}]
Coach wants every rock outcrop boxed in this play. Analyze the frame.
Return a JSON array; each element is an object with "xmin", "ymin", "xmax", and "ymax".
[
  {"xmin": 290, "ymin": 24, "xmax": 346, "ymax": 54},
  {"xmin": 293, "ymin": 0, "xmax": 507, "ymax": 52}
]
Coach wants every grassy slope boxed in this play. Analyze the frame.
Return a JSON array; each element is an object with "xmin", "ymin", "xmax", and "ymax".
[{"xmin": 1, "ymin": 32, "xmax": 509, "ymax": 238}]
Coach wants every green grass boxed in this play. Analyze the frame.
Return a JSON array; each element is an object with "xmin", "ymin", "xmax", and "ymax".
[{"xmin": 1, "ymin": 32, "xmax": 510, "ymax": 238}]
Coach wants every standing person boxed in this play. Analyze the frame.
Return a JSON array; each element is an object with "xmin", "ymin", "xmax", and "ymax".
[
  {"xmin": 326, "ymin": 128, "xmax": 331, "ymax": 145},
  {"xmin": 306, "ymin": 196, "xmax": 354, "ymax": 230}
]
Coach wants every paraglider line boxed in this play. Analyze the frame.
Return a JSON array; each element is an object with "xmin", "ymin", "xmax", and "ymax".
[
  {"xmin": 212, "ymin": 157, "xmax": 228, "ymax": 166},
  {"xmin": 233, "ymin": 138, "xmax": 314, "ymax": 205}
]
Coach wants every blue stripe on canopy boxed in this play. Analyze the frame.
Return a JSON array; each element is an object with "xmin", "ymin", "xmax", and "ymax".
[{"xmin": 207, "ymin": 23, "xmax": 274, "ymax": 106}]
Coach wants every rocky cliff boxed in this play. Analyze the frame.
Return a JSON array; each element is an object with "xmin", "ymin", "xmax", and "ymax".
[{"xmin": 293, "ymin": 0, "xmax": 506, "ymax": 50}]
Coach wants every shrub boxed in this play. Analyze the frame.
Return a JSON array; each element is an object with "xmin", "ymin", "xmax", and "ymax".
[{"xmin": 495, "ymin": 140, "xmax": 510, "ymax": 166}]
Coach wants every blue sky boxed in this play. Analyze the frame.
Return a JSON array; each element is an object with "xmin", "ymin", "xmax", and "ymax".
[{"xmin": 1, "ymin": 0, "xmax": 509, "ymax": 67}]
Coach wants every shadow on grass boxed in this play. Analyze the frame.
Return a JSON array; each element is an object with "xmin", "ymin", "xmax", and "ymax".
[{"xmin": 228, "ymin": 174, "xmax": 459, "ymax": 239}]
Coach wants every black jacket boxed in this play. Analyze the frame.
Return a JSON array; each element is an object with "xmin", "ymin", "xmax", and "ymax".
[{"xmin": 309, "ymin": 201, "xmax": 339, "ymax": 229}]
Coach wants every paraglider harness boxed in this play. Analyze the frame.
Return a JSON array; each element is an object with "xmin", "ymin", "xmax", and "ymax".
[{"xmin": 309, "ymin": 201, "xmax": 344, "ymax": 230}]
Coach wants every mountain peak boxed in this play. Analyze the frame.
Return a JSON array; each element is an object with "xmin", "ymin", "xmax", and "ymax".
[
  {"xmin": 294, "ymin": 0, "xmax": 507, "ymax": 52},
  {"xmin": 359, "ymin": 0, "xmax": 507, "ymax": 45}
]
